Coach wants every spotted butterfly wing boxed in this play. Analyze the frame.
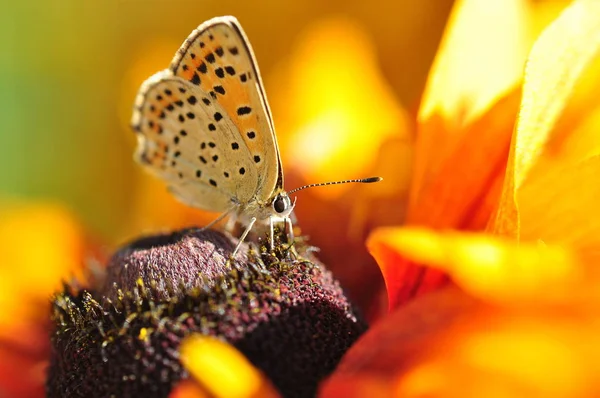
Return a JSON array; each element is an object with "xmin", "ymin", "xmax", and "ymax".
[{"xmin": 131, "ymin": 16, "xmax": 282, "ymax": 214}]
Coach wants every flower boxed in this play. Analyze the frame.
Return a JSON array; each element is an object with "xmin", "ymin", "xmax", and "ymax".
[
  {"xmin": 321, "ymin": 0, "xmax": 600, "ymax": 396},
  {"xmin": 47, "ymin": 229, "xmax": 366, "ymax": 397},
  {"xmin": 8, "ymin": 1, "xmax": 592, "ymax": 396}
]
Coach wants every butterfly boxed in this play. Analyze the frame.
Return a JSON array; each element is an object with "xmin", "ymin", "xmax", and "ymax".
[{"xmin": 131, "ymin": 16, "xmax": 380, "ymax": 256}]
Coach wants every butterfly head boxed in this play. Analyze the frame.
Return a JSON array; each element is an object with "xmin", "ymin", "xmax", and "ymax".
[{"xmin": 270, "ymin": 192, "xmax": 295, "ymax": 218}]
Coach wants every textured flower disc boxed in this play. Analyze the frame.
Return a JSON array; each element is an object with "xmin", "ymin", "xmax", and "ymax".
[{"xmin": 47, "ymin": 229, "xmax": 367, "ymax": 398}]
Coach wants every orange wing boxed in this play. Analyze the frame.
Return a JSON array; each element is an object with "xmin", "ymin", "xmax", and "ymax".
[{"xmin": 169, "ymin": 16, "xmax": 283, "ymax": 203}]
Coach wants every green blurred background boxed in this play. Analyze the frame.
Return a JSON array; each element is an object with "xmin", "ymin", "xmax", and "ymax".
[{"xmin": 0, "ymin": 0, "xmax": 454, "ymax": 243}]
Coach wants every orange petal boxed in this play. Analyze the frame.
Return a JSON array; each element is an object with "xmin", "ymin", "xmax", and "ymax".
[
  {"xmin": 396, "ymin": 312, "xmax": 600, "ymax": 398},
  {"xmin": 367, "ymin": 229, "xmax": 448, "ymax": 310},
  {"xmin": 368, "ymin": 227, "xmax": 585, "ymax": 306},
  {"xmin": 320, "ymin": 286, "xmax": 480, "ymax": 398},
  {"xmin": 408, "ymin": 89, "xmax": 520, "ymax": 229},
  {"xmin": 170, "ymin": 380, "xmax": 211, "ymax": 398},
  {"xmin": 0, "ymin": 327, "xmax": 47, "ymax": 398},
  {"xmin": 414, "ymin": 0, "xmax": 532, "ymax": 209},
  {"xmin": 324, "ymin": 288, "xmax": 600, "ymax": 398},
  {"xmin": 494, "ymin": 0, "xmax": 600, "ymax": 236},
  {"xmin": 179, "ymin": 335, "xmax": 280, "ymax": 398}
]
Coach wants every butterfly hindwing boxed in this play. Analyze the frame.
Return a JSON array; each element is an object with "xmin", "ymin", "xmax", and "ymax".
[
  {"xmin": 132, "ymin": 71, "xmax": 259, "ymax": 212},
  {"xmin": 169, "ymin": 16, "xmax": 282, "ymax": 203}
]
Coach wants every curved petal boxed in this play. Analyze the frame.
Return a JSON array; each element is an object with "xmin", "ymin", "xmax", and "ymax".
[
  {"xmin": 368, "ymin": 227, "xmax": 586, "ymax": 306},
  {"xmin": 408, "ymin": 89, "xmax": 520, "ymax": 229},
  {"xmin": 170, "ymin": 381, "xmax": 211, "ymax": 398},
  {"xmin": 395, "ymin": 313, "xmax": 600, "ymax": 398},
  {"xmin": 419, "ymin": 0, "xmax": 531, "ymax": 128},
  {"xmin": 323, "ymin": 289, "xmax": 600, "ymax": 398},
  {"xmin": 179, "ymin": 335, "xmax": 280, "ymax": 398},
  {"xmin": 494, "ymin": 0, "xmax": 600, "ymax": 237},
  {"xmin": 320, "ymin": 286, "xmax": 480, "ymax": 397},
  {"xmin": 519, "ymin": 155, "xmax": 600, "ymax": 260},
  {"xmin": 367, "ymin": 231, "xmax": 448, "ymax": 310},
  {"xmin": 413, "ymin": 0, "xmax": 533, "ymax": 216}
]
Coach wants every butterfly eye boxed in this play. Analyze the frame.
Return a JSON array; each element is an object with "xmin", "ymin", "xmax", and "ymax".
[{"xmin": 272, "ymin": 194, "xmax": 291, "ymax": 214}]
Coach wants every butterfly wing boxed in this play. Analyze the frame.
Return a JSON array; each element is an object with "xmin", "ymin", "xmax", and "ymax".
[
  {"xmin": 169, "ymin": 16, "xmax": 283, "ymax": 203},
  {"xmin": 132, "ymin": 71, "xmax": 259, "ymax": 212},
  {"xmin": 131, "ymin": 16, "xmax": 282, "ymax": 214}
]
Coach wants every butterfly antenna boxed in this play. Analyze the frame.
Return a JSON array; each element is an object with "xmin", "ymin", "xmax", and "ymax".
[{"xmin": 287, "ymin": 176, "xmax": 382, "ymax": 195}]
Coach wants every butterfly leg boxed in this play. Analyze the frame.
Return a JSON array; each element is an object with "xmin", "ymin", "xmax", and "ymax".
[
  {"xmin": 269, "ymin": 216, "xmax": 275, "ymax": 251},
  {"xmin": 268, "ymin": 216, "xmax": 295, "ymax": 252},
  {"xmin": 268, "ymin": 216, "xmax": 285, "ymax": 251},
  {"xmin": 285, "ymin": 217, "xmax": 295, "ymax": 245},
  {"xmin": 231, "ymin": 216, "xmax": 256, "ymax": 259}
]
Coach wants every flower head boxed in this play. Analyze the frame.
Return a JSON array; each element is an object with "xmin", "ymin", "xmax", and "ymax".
[{"xmin": 47, "ymin": 229, "xmax": 366, "ymax": 397}]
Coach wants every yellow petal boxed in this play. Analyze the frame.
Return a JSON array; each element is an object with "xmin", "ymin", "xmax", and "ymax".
[
  {"xmin": 512, "ymin": 0, "xmax": 600, "ymax": 189},
  {"xmin": 179, "ymin": 335, "xmax": 279, "ymax": 398},
  {"xmin": 368, "ymin": 227, "xmax": 583, "ymax": 305},
  {"xmin": 495, "ymin": 0, "xmax": 600, "ymax": 237},
  {"xmin": 419, "ymin": 0, "xmax": 532, "ymax": 129},
  {"xmin": 518, "ymin": 155, "xmax": 600, "ymax": 260}
]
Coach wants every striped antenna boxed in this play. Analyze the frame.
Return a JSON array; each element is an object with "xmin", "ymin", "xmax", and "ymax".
[{"xmin": 287, "ymin": 177, "xmax": 382, "ymax": 195}]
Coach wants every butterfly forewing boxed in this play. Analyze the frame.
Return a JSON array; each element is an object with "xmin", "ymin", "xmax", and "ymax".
[
  {"xmin": 169, "ymin": 16, "xmax": 282, "ymax": 203},
  {"xmin": 132, "ymin": 71, "xmax": 259, "ymax": 212}
]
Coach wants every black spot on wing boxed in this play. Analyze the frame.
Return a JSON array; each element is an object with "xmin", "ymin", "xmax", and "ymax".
[
  {"xmin": 214, "ymin": 85, "xmax": 225, "ymax": 95},
  {"xmin": 237, "ymin": 106, "xmax": 251, "ymax": 116}
]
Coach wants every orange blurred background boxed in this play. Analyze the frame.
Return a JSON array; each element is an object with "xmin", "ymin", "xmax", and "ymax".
[
  {"xmin": 0, "ymin": 0, "xmax": 456, "ymax": 315},
  {"xmin": 0, "ymin": 0, "xmax": 453, "ymax": 238}
]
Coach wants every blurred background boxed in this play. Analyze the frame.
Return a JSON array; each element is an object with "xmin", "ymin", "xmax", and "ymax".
[
  {"xmin": 0, "ymin": 0, "xmax": 456, "ymax": 236},
  {"xmin": 1, "ymin": 2, "xmax": 578, "ymax": 396},
  {"xmin": 0, "ymin": 0, "xmax": 456, "ymax": 317}
]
